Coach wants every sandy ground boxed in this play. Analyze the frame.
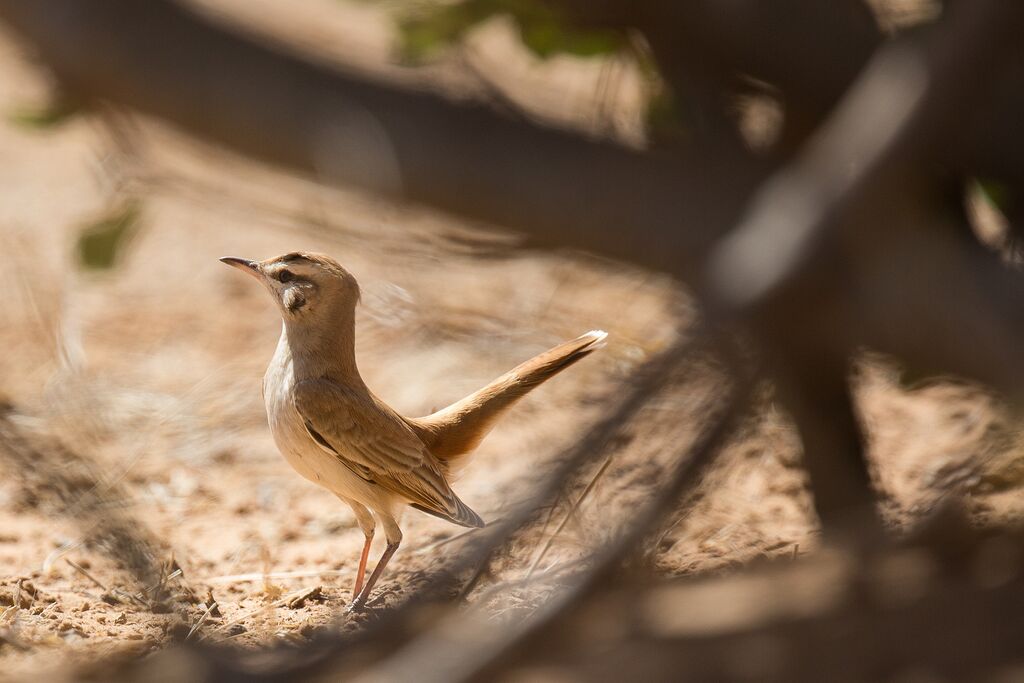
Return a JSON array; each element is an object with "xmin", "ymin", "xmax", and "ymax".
[{"xmin": 0, "ymin": 1, "xmax": 1021, "ymax": 679}]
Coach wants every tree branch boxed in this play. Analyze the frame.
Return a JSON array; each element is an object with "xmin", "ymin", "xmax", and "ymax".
[{"xmin": 0, "ymin": 0, "xmax": 765, "ymax": 277}]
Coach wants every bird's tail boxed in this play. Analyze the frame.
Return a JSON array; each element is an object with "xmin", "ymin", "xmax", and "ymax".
[{"xmin": 407, "ymin": 330, "xmax": 607, "ymax": 473}]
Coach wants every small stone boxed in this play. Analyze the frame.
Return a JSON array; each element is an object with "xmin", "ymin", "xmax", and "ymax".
[
  {"xmin": 114, "ymin": 612, "xmax": 128, "ymax": 625},
  {"xmin": 226, "ymin": 624, "xmax": 246, "ymax": 636},
  {"xmin": 150, "ymin": 601, "xmax": 172, "ymax": 614},
  {"xmin": 212, "ymin": 449, "xmax": 236, "ymax": 465},
  {"xmin": 287, "ymin": 586, "xmax": 323, "ymax": 609}
]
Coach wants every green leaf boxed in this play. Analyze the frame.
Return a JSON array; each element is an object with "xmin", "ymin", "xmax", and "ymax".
[
  {"xmin": 8, "ymin": 98, "xmax": 82, "ymax": 130},
  {"xmin": 397, "ymin": 0, "xmax": 496, "ymax": 64},
  {"xmin": 76, "ymin": 201, "xmax": 142, "ymax": 270},
  {"xmin": 514, "ymin": 8, "xmax": 620, "ymax": 58},
  {"xmin": 396, "ymin": 0, "xmax": 623, "ymax": 64},
  {"xmin": 977, "ymin": 178, "xmax": 1012, "ymax": 213}
]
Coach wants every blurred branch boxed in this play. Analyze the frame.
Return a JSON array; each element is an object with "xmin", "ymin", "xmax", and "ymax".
[
  {"xmin": 0, "ymin": 0, "xmax": 764, "ymax": 277},
  {"xmin": 0, "ymin": 403, "xmax": 164, "ymax": 598},
  {"xmin": 3, "ymin": 0, "xmax": 1023, "ymax": 395},
  {"xmin": 559, "ymin": 0, "xmax": 880, "ymax": 151},
  {"xmin": 458, "ymin": 357, "xmax": 752, "ymax": 683},
  {"xmin": 706, "ymin": 1, "xmax": 1024, "ymax": 397},
  {"xmin": 693, "ymin": 0, "xmax": 1024, "ymax": 529},
  {"xmin": 708, "ymin": 0, "xmax": 1022, "ymax": 304},
  {"xmin": 493, "ymin": 535, "xmax": 1024, "ymax": 682}
]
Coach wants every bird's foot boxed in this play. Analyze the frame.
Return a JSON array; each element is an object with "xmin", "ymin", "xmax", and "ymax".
[{"xmin": 345, "ymin": 597, "xmax": 366, "ymax": 614}]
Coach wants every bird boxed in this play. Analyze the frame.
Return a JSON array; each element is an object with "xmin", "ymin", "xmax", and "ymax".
[{"xmin": 221, "ymin": 251, "xmax": 607, "ymax": 608}]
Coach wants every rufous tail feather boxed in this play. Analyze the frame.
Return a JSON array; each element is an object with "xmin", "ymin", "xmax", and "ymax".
[{"xmin": 407, "ymin": 330, "xmax": 607, "ymax": 473}]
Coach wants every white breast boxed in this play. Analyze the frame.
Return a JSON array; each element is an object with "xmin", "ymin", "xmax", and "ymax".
[
  {"xmin": 262, "ymin": 328, "xmax": 388, "ymax": 509},
  {"xmin": 264, "ymin": 334, "xmax": 320, "ymax": 481}
]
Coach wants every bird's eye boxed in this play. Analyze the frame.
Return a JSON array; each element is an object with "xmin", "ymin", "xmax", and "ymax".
[{"xmin": 278, "ymin": 269, "xmax": 294, "ymax": 283}]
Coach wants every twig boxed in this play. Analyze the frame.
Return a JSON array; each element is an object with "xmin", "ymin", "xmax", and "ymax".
[
  {"xmin": 473, "ymin": 562, "xmax": 575, "ymax": 605},
  {"xmin": 219, "ymin": 585, "xmax": 326, "ymax": 631},
  {"xmin": 147, "ymin": 567, "xmax": 182, "ymax": 598},
  {"xmin": 42, "ymin": 541, "xmax": 82, "ymax": 573},
  {"xmin": 202, "ymin": 570, "xmax": 353, "ymax": 585},
  {"xmin": 412, "ymin": 519, "xmax": 500, "ymax": 556},
  {"xmin": 526, "ymin": 455, "xmax": 615, "ymax": 579},
  {"xmin": 186, "ymin": 600, "xmax": 218, "ymax": 641},
  {"xmin": 456, "ymin": 557, "xmax": 492, "ymax": 603},
  {"xmin": 65, "ymin": 558, "xmax": 108, "ymax": 592},
  {"xmin": 113, "ymin": 588, "xmax": 150, "ymax": 609},
  {"xmin": 287, "ymin": 586, "xmax": 323, "ymax": 609}
]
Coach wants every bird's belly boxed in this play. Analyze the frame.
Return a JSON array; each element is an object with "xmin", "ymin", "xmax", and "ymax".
[
  {"xmin": 264, "ymin": 388, "xmax": 391, "ymax": 509},
  {"xmin": 269, "ymin": 414, "xmax": 325, "ymax": 483},
  {"xmin": 268, "ymin": 401, "xmax": 342, "ymax": 483}
]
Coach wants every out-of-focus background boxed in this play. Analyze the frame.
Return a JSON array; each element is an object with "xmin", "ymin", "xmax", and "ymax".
[{"xmin": 1, "ymin": 0, "xmax": 1024, "ymax": 680}]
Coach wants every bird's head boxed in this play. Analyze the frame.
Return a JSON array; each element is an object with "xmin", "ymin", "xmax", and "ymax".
[{"xmin": 220, "ymin": 251, "xmax": 361, "ymax": 324}]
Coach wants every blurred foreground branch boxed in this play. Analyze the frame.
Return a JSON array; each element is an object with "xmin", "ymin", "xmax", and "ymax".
[
  {"xmin": 0, "ymin": 0, "xmax": 763, "ymax": 276},
  {"xmin": 2, "ymin": 0, "xmax": 1023, "ymax": 401},
  {"xmin": 486, "ymin": 532, "xmax": 1024, "ymax": 682},
  {"xmin": 0, "ymin": 402, "xmax": 163, "ymax": 598}
]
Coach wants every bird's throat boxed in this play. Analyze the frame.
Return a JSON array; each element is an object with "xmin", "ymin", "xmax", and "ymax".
[{"xmin": 281, "ymin": 313, "xmax": 361, "ymax": 383}]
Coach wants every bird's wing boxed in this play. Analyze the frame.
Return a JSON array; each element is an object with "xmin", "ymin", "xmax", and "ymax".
[{"xmin": 293, "ymin": 378, "xmax": 483, "ymax": 528}]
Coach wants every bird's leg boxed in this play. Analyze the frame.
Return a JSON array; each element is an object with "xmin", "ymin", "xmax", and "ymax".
[
  {"xmin": 350, "ymin": 516, "xmax": 402, "ymax": 610},
  {"xmin": 349, "ymin": 502, "xmax": 376, "ymax": 600},
  {"xmin": 353, "ymin": 533, "xmax": 373, "ymax": 598},
  {"xmin": 351, "ymin": 540, "xmax": 399, "ymax": 608}
]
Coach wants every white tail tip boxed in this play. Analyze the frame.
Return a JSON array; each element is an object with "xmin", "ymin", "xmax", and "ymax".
[{"xmin": 582, "ymin": 329, "xmax": 609, "ymax": 348}]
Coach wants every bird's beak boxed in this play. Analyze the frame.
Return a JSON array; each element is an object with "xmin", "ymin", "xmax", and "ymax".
[{"xmin": 219, "ymin": 256, "xmax": 261, "ymax": 278}]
